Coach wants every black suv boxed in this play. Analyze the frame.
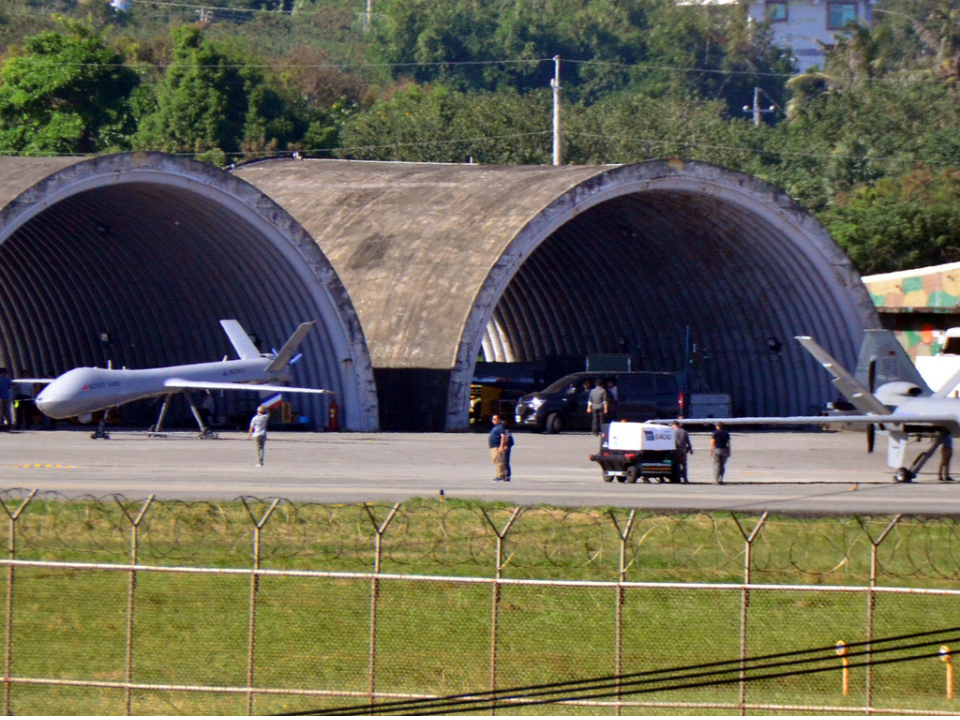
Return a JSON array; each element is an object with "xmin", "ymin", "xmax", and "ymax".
[{"xmin": 514, "ymin": 371, "xmax": 681, "ymax": 434}]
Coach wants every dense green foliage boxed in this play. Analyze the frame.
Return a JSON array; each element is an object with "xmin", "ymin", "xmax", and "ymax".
[
  {"xmin": 820, "ymin": 166, "xmax": 960, "ymax": 275},
  {"xmin": 1, "ymin": 0, "xmax": 960, "ymax": 273},
  {"xmin": 0, "ymin": 18, "xmax": 139, "ymax": 154}
]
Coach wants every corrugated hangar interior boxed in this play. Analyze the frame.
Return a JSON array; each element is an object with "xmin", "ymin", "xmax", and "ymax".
[
  {"xmin": 235, "ymin": 158, "xmax": 879, "ymax": 431},
  {"xmin": 0, "ymin": 153, "xmax": 878, "ymax": 432},
  {"xmin": 0, "ymin": 153, "xmax": 378, "ymax": 432}
]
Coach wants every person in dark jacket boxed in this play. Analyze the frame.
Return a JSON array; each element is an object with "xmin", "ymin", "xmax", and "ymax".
[
  {"xmin": 0, "ymin": 368, "xmax": 11, "ymax": 431},
  {"xmin": 672, "ymin": 420, "xmax": 693, "ymax": 483},
  {"xmin": 710, "ymin": 422, "xmax": 731, "ymax": 484},
  {"xmin": 586, "ymin": 380, "xmax": 609, "ymax": 436}
]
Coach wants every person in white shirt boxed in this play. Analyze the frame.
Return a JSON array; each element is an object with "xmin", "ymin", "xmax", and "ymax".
[{"xmin": 247, "ymin": 406, "xmax": 270, "ymax": 466}]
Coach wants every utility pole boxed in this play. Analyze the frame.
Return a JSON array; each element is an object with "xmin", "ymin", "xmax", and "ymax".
[
  {"xmin": 551, "ymin": 56, "xmax": 561, "ymax": 165},
  {"xmin": 742, "ymin": 87, "xmax": 775, "ymax": 127}
]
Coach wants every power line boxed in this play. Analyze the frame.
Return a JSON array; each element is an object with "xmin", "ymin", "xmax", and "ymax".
[
  {"xmin": 562, "ymin": 131, "xmax": 960, "ymax": 167},
  {"xmin": 129, "ymin": 0, "xmax": 287, "ymax": 13},
  {"xmin": 3, "ymin": 131, "xmax": 960, "ymax": 170},
  {"xmin": 280, "ymin": 627, "xmax": 960, "ymax": 716}
]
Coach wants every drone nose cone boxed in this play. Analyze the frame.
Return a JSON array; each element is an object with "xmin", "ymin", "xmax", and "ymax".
[
  {"xmin": 36, "ymin": 388, "xmax": 68, "ymax": 419},
  {"xmin": 36, "ymin": 376, "xmax": 85, "ymax": 419}
]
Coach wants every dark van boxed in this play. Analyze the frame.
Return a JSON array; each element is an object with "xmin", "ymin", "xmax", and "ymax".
[{"xmin": 514, "ymin": 372, "xmax": 681, "ymax": 434}]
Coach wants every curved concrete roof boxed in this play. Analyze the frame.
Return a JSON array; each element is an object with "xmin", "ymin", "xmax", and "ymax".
[
  {"xmin": 235, "ymin": 158, "xmax": 879, "ymax": 431},
  {"xmin": 0, "ymin": 153, "xmax": 378, "ymax": 431}
]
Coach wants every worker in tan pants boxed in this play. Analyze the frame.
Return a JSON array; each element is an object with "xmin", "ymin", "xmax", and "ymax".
[{"xmin": 488, "ymin": 415, "xmax": 514, "ymax": 482}]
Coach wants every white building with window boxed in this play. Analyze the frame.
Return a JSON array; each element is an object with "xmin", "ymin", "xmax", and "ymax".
[
  {"xmin": 684, "ymin": 1, "xmax": 879, "ymax": 73},
  {"xmin": 747, "ymin": 1, "xmax": 878, "ymax": 71}
]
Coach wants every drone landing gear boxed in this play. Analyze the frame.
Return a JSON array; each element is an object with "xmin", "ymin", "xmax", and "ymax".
[
  {"xmin": 894, "ymin": 467, "xmax": 914, "ymax": 484},
  {"xmin": 90, "ymin": 418, "xmax": 110, "ymax": 440},
  {"xmin": 893, "ymin": 431, "xmax": 948, "ymax": 483},
  {"xmin": 147, "ymin": 392, "xmax": 218, "ymax": 439},
  {"xmin": 147, "ymin": 393, "xmax": 174, "ymax": 438},
  {"xmin": 186, "ymin": 391, "xmax": 218, "ymax": 439}
]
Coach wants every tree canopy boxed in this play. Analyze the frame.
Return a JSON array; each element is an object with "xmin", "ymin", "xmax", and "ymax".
[
  {"xmin": 0, "ymin": 19, "xmax": 139, "ymax": 154},
  {"xmin": 1, "ymin": 0, "xmax": 960, "ymax": 274}
]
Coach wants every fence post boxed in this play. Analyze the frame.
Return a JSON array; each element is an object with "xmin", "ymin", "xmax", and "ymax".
[
  {"xmin": 481, "ymin": 507, "xmax": 522, "ymax": 716},
  {"xmin": 836, "ymin": 641, "xmax": 849, "ymax": 696},
  {"xmin": 731, "ymin": 512, "xmax": 768, "ymax": 716},
  {"xmin": 0, "ymin": 489, "xmax": 36, "ymax": 717},
  {"xmin": 609, "ymin": 510, "xmax": 637, "ymax": 717},
  {"xmin": 941, "ymin": 646, "xmax": 953, "ymax": 700},
  {"xmin": 362, "ymin": 502, "xmax": 400, "ymax": 711},
  {"xmin": 857, "ymin": 514, "xmax": 900, "ymax": 714},
  {"xmin": 241, "ymin": 498, "xmax": 281, "ymax": 716},
  {"xmin": 116, "ymin": 495, "xmax": 154, "ymax": 716}
]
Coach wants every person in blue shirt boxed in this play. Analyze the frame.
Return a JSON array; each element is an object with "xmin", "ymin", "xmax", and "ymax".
[
  {"xmin": 488, "ymin": 415, "xmax": 514, "ymax": 482},
  {"xmin": 0, "ymin": 368, "xmax": 12, "ymax": 431}
]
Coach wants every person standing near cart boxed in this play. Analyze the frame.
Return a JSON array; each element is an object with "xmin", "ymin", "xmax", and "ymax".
[
  {"xmin": 710, "ymin": 422, "xmax": 731, "ymax": 484},
  {"xmin": 940, "ymin": 434, "xmax": 954, "ymax": 482},
  {"xmin": 587, "ymin": 379, "xmax": 609, "ymax": 436},
  {"xmin": 247, "ymin": 405, "xmax": 270, "ymax": 467},
  {"xmin": 489, "ymin": 414, "xmax": 514, "ymax": 482},
  {"xmin": 672, "ymin": 420, "xmax": 693, "ymax": 483},
  {"xmin": 0, "ymin": 368, "xmax": 11, "ymax": 431}
]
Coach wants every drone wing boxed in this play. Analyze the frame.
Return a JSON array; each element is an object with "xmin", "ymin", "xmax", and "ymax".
[{"xmin": 164, "ymin": 379, "xmax": 331, "ymax": 395}]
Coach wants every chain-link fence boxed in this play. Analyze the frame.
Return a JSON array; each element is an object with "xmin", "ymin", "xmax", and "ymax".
[{"xmin": 1, "ymin": 489, "xmax": 960, "ymax": 714}]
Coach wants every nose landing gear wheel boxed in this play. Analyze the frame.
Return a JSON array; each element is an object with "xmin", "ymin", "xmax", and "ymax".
[{"xmin": 894, "ymin": 467, "xmax": 914, "ymax": 483}]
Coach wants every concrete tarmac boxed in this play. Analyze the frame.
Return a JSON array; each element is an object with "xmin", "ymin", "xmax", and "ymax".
[{"xmin": 0, "ymin": 428, "xmax": 958, "ymax": 515}]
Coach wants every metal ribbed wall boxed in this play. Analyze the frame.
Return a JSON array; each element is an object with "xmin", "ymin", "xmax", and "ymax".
[
  {"xmin": 477, "ymin": 191, "xmax": 854, "ymax": 416},
  {"xmin": 449, "ymin": 163, "xmax": 879, "ymax": 427},
  {"xmin": 166, "ymin": 156, "xmax": 876, "ymax": 431},
  {"xmin": 0, "ymin": 154, "xmax": 379, "ymax": 431}
]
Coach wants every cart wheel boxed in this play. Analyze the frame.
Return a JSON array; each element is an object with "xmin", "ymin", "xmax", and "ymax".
[
  {"xmin": 625, "ymin": 466, "xmax": 639, "ymax": 484},
  {"xmin": 603, "ymin": 471, "xmax": 613, "ymax": 483}
]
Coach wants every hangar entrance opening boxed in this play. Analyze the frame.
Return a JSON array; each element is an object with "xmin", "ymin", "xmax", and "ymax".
[
  {"xmin": 0, "ymin": 181, "xmax": 347, "ymax": 431},
  {"xmin": 478, "ymin": 190, "xmax": 860, "ymax": 421}
]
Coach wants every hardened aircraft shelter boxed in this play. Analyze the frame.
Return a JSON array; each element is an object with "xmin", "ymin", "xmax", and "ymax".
[
  {"xmin": 235, "ymin": 158, "xmax": 879, "ymax": 431},
  {"xmin": 0, "ymin": 153, "xmax": 378, "ymax": 431},
  {"xmin": 0, "ymin": 153, "xmax": 878, "ymax": 432}
]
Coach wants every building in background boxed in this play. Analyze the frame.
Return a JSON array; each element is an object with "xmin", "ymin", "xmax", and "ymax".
[
  {"xmin": 862, "ymin": 262, "xmax": 960, "ymax": 361},
  {"xmin": 683, "ymin": 1, "xmax": 879, "ymax": 73},
  {"xmin": 748, "ymin": 0, "xmax": 878, "ymax": 71}
]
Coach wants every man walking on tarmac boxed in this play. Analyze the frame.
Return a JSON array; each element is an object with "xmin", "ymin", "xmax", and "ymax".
[
  {"xmin": 489, "ymin": 415, "xmax": 514, "ymax": 482},
  {"xmin": 710, "ymin": 422, "xmax": 731, "ymax": 484},
  {"xmin": 247, "ymin": 405, "xmax": 270, "ymax": 467}
]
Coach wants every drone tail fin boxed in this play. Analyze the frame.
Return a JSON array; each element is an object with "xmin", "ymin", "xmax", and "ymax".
[
  {"xmin": 220, "ymin": 320, "xmax": 261, "ymax": 360},
  {"xmin": 265, "ymin": 322, "xmax": 315, "ymax": 374}
]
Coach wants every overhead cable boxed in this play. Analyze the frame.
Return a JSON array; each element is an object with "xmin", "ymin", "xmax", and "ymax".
[{"xmin": 279, "ymin": 626, "xmax": 960, "ymax": 716}]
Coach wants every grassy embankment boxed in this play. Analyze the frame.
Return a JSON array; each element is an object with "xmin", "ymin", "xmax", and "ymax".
[{"xmin": 4, "ymin": 497, "xmax": 959, "ymax": 714}]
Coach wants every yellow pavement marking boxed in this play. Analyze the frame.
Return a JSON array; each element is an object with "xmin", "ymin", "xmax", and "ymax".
[{"xmin": 3, "ymin": 464, "xmax": 77, "ymax": 469}]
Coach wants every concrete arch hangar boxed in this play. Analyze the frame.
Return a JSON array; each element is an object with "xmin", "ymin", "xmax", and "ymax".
[
  {"xmin": 234, "ymin": 158, "xmax": 879, "ymax": 432},
  {"xmin": 0, "ymin": 153, "xmax": 378, "ymax": 431}
]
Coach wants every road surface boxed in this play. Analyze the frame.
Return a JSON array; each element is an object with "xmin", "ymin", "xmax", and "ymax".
[{"xmin": 0, "ymin": 428, "xmax": 955, "ymax": 515}]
